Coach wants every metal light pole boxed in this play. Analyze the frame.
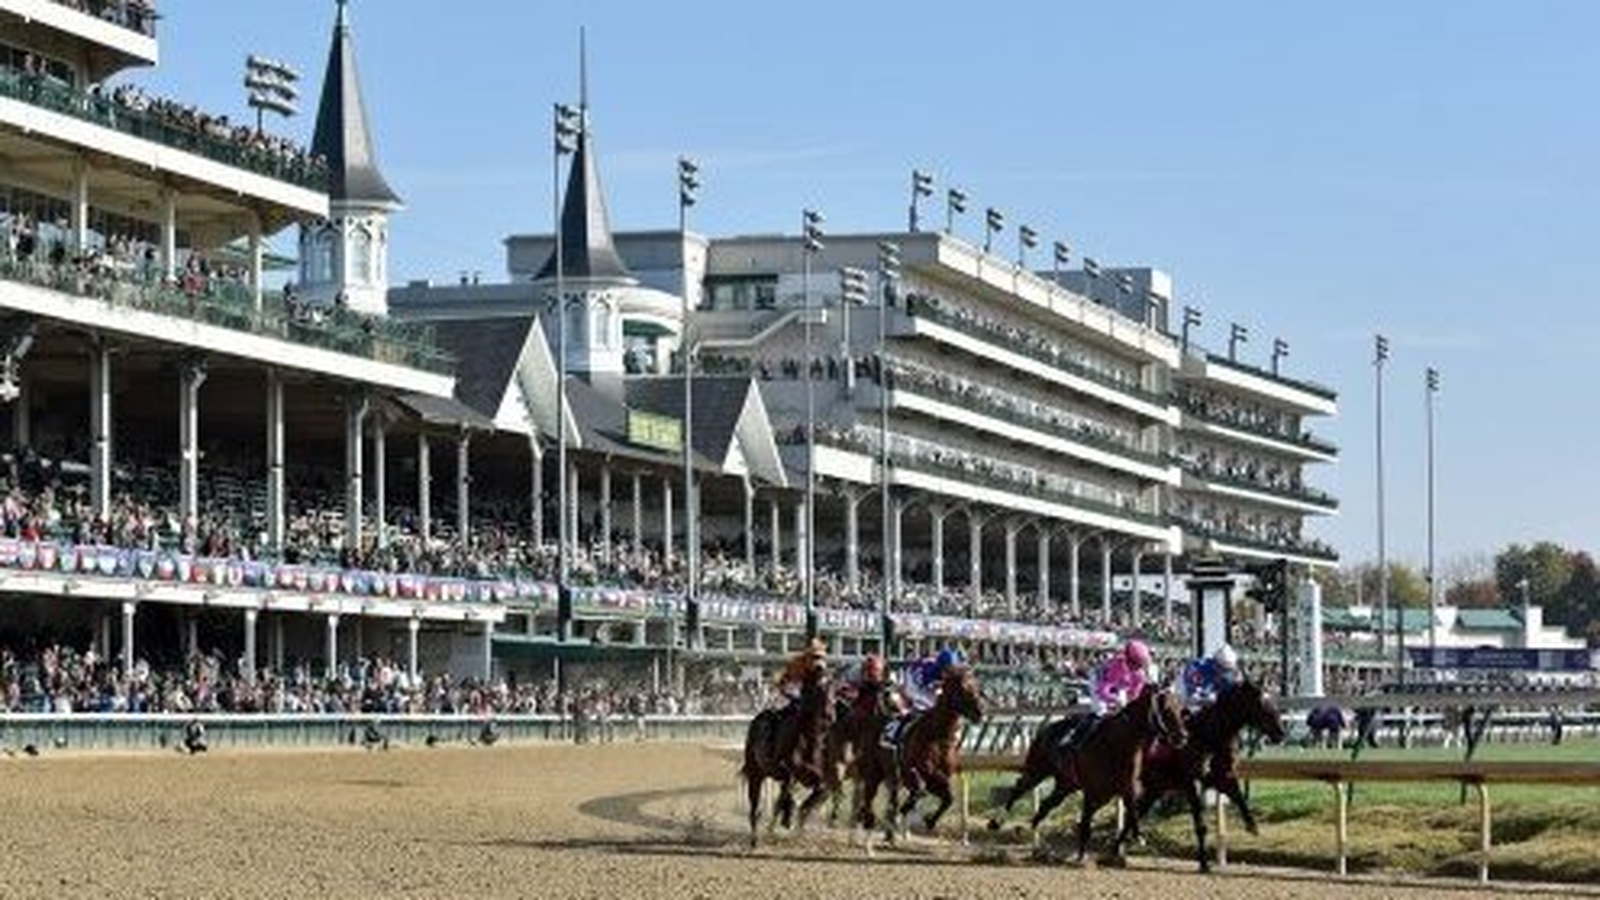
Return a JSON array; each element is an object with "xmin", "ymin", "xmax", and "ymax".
[
  {"xmin": 1018, "ymin": 225, "xmax": 1038, "ymax": 268},
  {"xmin": 1181, "ymin": 306, "xmax": 1202, "ymax": 354},
  {"xmin": 678, "ymin": 156, "xmax": 700, "ymax": 646},
  {"xmin": 1082, "ymin": 257, "xmax": 1101, "ymax": 303},
  {"xmin": 1374, "ymin": 333, "xmax": 1391, "ymax": 666},
  {"xmin": 1052, "ymin": 241, "xmax": 1071, "ymax": 289},
  {"xmin": 1229, "ymin": 322, "xmax": 1249, "ymax": 362},
  {"xmin": 1272, "ymin": 339, "xmax": 1290, "ymax": 376},
  {"xmin": 945, "ymin": 188, "xmax": 967, "ymax": 235},
  {"xmin": 554, "ymin": 102, "xmax": 580, "ymax": 642},
  {"xmin": 909, "ymin": 170, "xmax": 933, "ymax": 232},
  {"xmin": 983, "ymin": 207, "xmax": 1004, "ymax": 254},
  {"xmin": 877, "ymin": 241, "xmax": 901, "ymax": 653},
  {"xmin": 801, "ymin": 209, "xmax": 825, "ymax": 639},
  {"xmin": 1426, "ymin": 366, "xmax": 1440, "ymax": 653}
]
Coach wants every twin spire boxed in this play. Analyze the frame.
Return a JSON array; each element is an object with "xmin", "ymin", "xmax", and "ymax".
[
  {"xmin": 534, "ymin": 29, "xmax": 633, "ymax": 283},
  {"xmin": 311, "ymin": 0, "xmax": 400, "ymax": 207}
]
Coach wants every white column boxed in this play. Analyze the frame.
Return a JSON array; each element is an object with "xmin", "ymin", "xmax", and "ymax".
[
  {"xmin": 528, "ymin": 437, "xmax": 543, "ymax": 547},
  {"xmin": 1037, "ymin": 530, "xmax": 1052, "ymax": 611},
  {"xmin": 599, "ymin": 463, "xmax": 613, "ymax": 564},
  {"xmin": 1130, "ymin": 549, "xmax": 1145, "ymax": 630},
  {"xmin": 325, "ymin": 614, "xmax": 340, "ymax": 681},
  {"xmin": 662, "ymin": 478, "xmax": 674, "ymax": 564},
  {"xmin": 890, "ymin": 496, "xmax": 906, "ymax": 602},
  {"xmin": 630, "ymin": 471, "xmax": 643, "ymax": 557},
  {"xmin": 345, "ymin": 394, "xmax": 368, "ymax": 549},
  {"xmin": 456, "ymin": 431, "xmax": 471, "ymax": 544},
  {"xmin": 417, "ymin": 433, "xmax": 432, "ymax": 540},
  {"xmin": 1004, "ymin": 519, "xmax": 1020, "ymax": 617},
  {"xmin": 794, "ymin": 498, "xmax": 808, "ymax": 596},
  {"xmin": 481, "ymin": 621, "xmax": 494, "ymax": 682},
  {"xmin": 70, "ymin": 158, "xmax": 89, "ymax": 252},
  {"xmin": 929, "ymin": 504, "xmax": 946, "ymax": 599},
  {"xmin": 1068, "ymin": 533, "xmax": 1083, "ymax": 621},
  {"xmin": 372, "ymin": 416, "xmax": 387, "ymax": 548},
  {"xmin": 11, "ymin": 375, "xmax": 28, "ymax": 449},
  {"xmin": 568, "ymin": 463, "xmax": 580, "ymax": 556},
  {"xmin": 407, "ymin": 617, "xmax": 420, "ymax": 683},
  {"xmin": 844, "ymin": 490, "xmax": 862, "ymax": 596},
  {"xmin": 120, "ymin": 601, "xmax": 136, "ymax": 677},
  {"xmin": 769, "ymin": 494, "xmax": 783, "ymax": 579},
  {"xmin": 243, "ymin": 609, "xmax": 259, "ymax": 682},
  {"xmin": 265, "ymin": 370, "xmax": 285, "ymax": 553},
  {"xmin": 742, "ymin": 477, "xmax": 756, "ymax": 574},
  {"xmin": 1101, "ymin": 538, "xmax": 1115, "ymax": 625},
  {"xmin": 160, "ymin": 188, "xmax": 177, "ymax": 281},
  {"xmin": 1163, "ymin": 552, "xmax": 1175, "ymax": 626},
  {"xmin": 248, "ymin": 212, "xmax": 264, "ymax": 311},
  {"xmin": 177, "ymin": 358, "xmax": 205, "ymax": 529},
  {"xmin": 1301, "ymin": 579, "xmax": 1325, "ymax": 697},
  {"xmin": 968, "ymin": 511, "xmax": 985, "ymax": 612},
  {"xmin": 88, "ymin": 341, "xmax": 112, "ymax": 520}
]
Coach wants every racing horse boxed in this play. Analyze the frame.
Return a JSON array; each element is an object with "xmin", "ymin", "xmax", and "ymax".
[
  {"xmin": 1135, "ymin": 679, "xmax": 1287, "ymax": 871},
  {"xmin": 741, "ymin": 656, "xmax": 834, "ymax": 847},
  {"xmin": 997, "ymin": 685, "xmax": 1187, "ymax": 862},
  {"xmin": 854, "ymin": 665, "xmax": 984, "ymax": 840},
  {"xmin": 822, "ymin": 676, "xmax": 896, "ymax": 826}
]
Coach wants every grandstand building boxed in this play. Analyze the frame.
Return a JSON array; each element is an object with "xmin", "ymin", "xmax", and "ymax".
[{"xmin": 0, "ymin": 3, "xmax": 1342, "ymax": 697}]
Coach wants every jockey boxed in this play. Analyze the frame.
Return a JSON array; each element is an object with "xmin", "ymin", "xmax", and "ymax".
[
  {"xmin": 1061, "ymin": 639, "xmax": 1154, "ymax": 750},
  {"xmin": 853, "ymin": 653, "xmax": 897, "ymax": 716},
  {"xmin": 902, "ymin": 647, "xmax": 961, "ymax": 713},
  {"xmin": 1180, "ymin": 643, "xmax": 1242, "ymax": 709},
  {"xmin": 1090, "ymin": 638, "xmax": 1155, "ymax": 715},
  {"xmin": 775, "ymin": 637, "xmax": 827, "ymax": 706}
]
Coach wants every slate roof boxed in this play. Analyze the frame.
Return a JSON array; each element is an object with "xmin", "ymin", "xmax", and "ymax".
[
  {"xmin": 311, "ymin": 0, "xmax": 401, "ymax": 206},
  {"xmin": 428, "ymin": 316, "xmax": 536, "ymax": 418},
  {"xmin": 624, "ymin": 376, "xmax": 753, "ymax": 466}
]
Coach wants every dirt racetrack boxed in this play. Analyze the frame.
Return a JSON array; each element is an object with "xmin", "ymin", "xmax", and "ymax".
[{"xmin": 0, "ymin": 741, "xmax": 1589, "ymax": 899}]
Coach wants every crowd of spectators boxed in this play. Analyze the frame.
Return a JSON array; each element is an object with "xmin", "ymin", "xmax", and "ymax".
[
  {"xmin": 1176, "ymin": 386, "xmax": 1330, "ymax": 449},
  {"xmin": 47, "ymin": 0, "xmax": 156, "ymax": 36},
  {"xmin": 1173, "ymin": 437, "xmax": 1327, "ymax": 501}
]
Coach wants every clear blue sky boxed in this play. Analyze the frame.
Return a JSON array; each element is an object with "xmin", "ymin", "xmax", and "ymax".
[{"xmin": 145, "ymin": 1, "xmax": 1600, "ymax": 572}]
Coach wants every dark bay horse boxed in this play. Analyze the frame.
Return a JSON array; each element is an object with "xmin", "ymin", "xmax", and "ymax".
[
  {"xmin": 999, "ymin": 685, "xmax": 1187, "ymax": 861},
  {"xmin": 856, "ymin": 666, "xmax": 984, "ymax": 840},
  {"xmin": 822, "ymin": 678, "xmax": 896, "ymax": 825},
  {"xmin": 741, "ymin": 660, "xmax": 834, "ymax": 847},
  {"xmin": 1135, "ymin": 680, "xmax": 1286, "ymax": 871}
]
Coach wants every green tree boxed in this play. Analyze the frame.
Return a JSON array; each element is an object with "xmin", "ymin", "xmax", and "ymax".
[
  {"xmin": 1555, "ymin": 551, "xmax": 1600, "ymax": 634},
  {"xmin": 1445, "ymin": 578, "xmax": 1499, "ymax": 609},
  {"xmin": 1495, "ymin": 542, "xmax": 1573, "ymax": 610}
]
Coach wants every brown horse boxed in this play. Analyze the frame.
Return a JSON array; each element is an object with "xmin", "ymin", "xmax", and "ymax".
[
  {"xmin": 822, "ymin": 678, "xmax": 896, "ymax": 826},
  {"xmin": 741, "ymin": 659, "xmax": 834, "ymax": 847},
  {"xmin": 1135, "ymin": 680, "xmax": 1286, "ymax": 871},
  {"xmin": 855, "ymin": 666, "xmax": 984, "ymax": 840},
  {"xmin": 1019, "ymin": 685, "xmax": 1188, "ymax": 862}
]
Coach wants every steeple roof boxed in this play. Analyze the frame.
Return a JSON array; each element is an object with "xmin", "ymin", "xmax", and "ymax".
[
  {"xmin": 535, "ymin": 112, "xmax": 633, "ymax": 282},
  {"xmin": 311, "ymin": 0, "xmax": 400, "ymax": 207}
]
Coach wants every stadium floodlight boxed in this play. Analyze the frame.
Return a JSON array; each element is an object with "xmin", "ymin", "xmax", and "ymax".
[
  {"xmin": 839, "ymin": 266, "xmax": 870, "ymax": 306},
  {"xmin": 801, "ymin": 208, "xmax": 825, "ymax": 639},
  {"xmin": 1051, "ymin": 241, "xmax": 1071, "ymax": 287},
  {"xmin": 1425, "ymin": 366, "xmax": 1440, "ymax": 652},
  {"xmin": 555, "ymin": 103, "xmax": 582, "ymax": 155},
  {"xmin": 875, "ymin": 240, "xmax": 902, "ymax": 653},
  {"xmin": 1228, "ymin": 322, "xmax": 1249, "ymax": 361},
  {"xmin": 945, "ymin": 188, "xmax": 967, "ymax": 234},
  {"xmin": 1017, "ymin": 225, "xmax": 1038, "ymax": 267},
  {"xmin": 1181, "ymin": 305, "xmax": 1202, "ymax": 353},
  {"xmin": 1272, "ymin": 338, "xmax": 1290, "ymax": 375},
  {"xmin": 983, "ymin": 207, "xmax": 1004, "ymax": 253},
  {"xmin": 553, "ymin": 99, "xmax": 582, "ymax": 642},
  {"xmin": 1117, "ymin": 272, "xmax": 1134, "ymax": 295},
  {"xmin": 245, "ymin": 54, "xmax": 300, "ymax": 133},
  {"xmin": 1374, "ymin": 332, "xmax": 1391, "ymax": 667},
  {"xmin": 909, "ymin": 170, "xmax": 934, "ymax": 232},
  {"xmin": 679, "ymin": 155, "xmax": 701, "ymax": 644}
]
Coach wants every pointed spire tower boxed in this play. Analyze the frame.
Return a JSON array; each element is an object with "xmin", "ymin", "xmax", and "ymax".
[
  {"xmin": 299, "ymin": 0, "xmax": 402, "ymax": 316},
  {"xmin": 537, "ymin": 32, "xmax": 637, "ymax": 395}
]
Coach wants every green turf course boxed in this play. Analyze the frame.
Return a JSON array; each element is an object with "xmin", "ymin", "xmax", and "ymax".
[{"xmin": 966, "ymin": 738, "xmax": 1600, "ymax": 883}]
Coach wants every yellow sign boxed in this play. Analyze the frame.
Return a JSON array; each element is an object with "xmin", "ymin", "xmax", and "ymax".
[{"xmin": 627, "ymin": 410, "xmax": 683, "ymax": 453}]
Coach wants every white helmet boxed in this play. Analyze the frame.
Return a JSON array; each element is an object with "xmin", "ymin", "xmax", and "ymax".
[{"xmin": 1213, "ymin": 644, "xmax": 1239, "ymax": 670}]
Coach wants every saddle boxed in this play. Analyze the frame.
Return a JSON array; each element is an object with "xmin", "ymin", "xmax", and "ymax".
[{"xmin": 881, "ymin": 711, "xmax": 922, "ymax": 751}]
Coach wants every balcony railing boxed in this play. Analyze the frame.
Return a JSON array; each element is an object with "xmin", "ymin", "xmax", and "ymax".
[
  {"xmin": 0, "ymin": 257, "xmax": 454, "ymax": 373},
  {"xmin": 1177, "ymin": 460, "xmax": 1340, "ymax": 510},
  {"xmin": 0, "ymin": 69, "xmax": 327, "ymax": 191},
  {"xmin": 810, "ymin": 428, "xmax": 1167, "ymax": 528},
  {"xmin": 905, "ymin": 293, "xmax": 1169, "ymax": 408},
  {"xmin": 883, "ymin": 366, "xmax": 1169, "ymax": 470},
  {"xmin": 1204, "ymin": 352, "xmax": 1338, "ymax": 402},
  {"xmin": 1180, "ymin": 400, "xmax": 1339, "ymax": 456},
  {"xmin": 1178, "ymin": 520, "xmax": 1339, "ymax": 561},
  {"xmin": 48, "ymin": 0, "xmax": 157, "ymax": 37}
]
